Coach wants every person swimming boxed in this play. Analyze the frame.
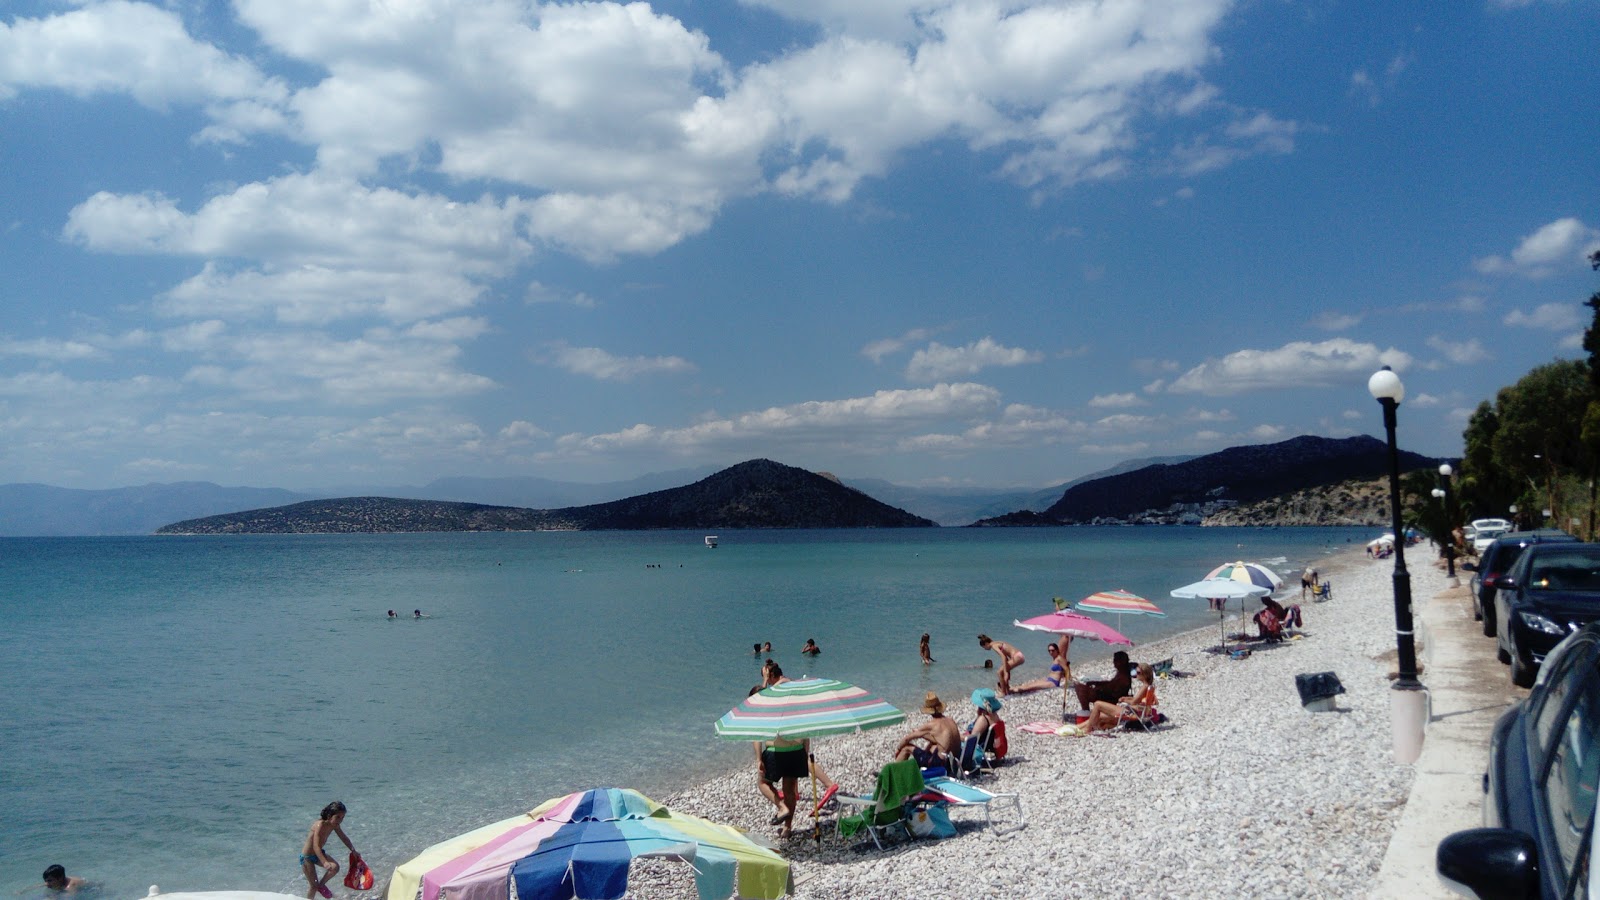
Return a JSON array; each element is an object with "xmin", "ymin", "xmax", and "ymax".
[{"xmin": 801, "ymin": 638, "xmax": 821, "ymax": 656}]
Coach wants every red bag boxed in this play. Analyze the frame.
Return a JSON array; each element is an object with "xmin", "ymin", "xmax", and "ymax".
[{"xmin": 343, "ymin": 853, "xmax": 374, "ymax": 891}]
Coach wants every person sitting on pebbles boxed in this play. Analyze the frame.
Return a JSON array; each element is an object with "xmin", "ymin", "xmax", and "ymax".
[
  {"xmin": 893, "ymin": 692, "xmax": 962, "ymax": 768},
  {"xmin": 1069, "ymin": 662, "xmax": 1156, "ymax": 736},
  {"xmin": 1072, "ymin": 650, "xmax": 1133, "ymax": 717}
]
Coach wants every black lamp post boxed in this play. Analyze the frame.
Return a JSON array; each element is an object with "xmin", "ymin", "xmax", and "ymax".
[
  {"xmin": 1369, "ymin": 365, "xmax": 1427, "ymax": 763},
  {"xmin": 1434, "ymin": 463, "xmax": 1457, "ymax": 586}
]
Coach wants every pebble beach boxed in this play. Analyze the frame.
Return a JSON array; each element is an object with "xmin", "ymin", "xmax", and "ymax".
[{"xmin": 654, "ymin": 545, "xmax": 1447, "ymax": 899}]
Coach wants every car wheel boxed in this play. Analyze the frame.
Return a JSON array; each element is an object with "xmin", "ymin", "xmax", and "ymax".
[
  {"xmin": 1496, "ymin": 633, "xmax": 1510, "ymax": 664},
  {"xmin": 1510, "ymin": 650, "xmax": 1535, "ymax": 688},
  {"xmin": 1481, "ymin": 601, "xmax": 1496, "ymax": 636}
]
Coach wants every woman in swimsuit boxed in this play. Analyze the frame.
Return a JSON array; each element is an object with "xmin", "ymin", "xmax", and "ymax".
[
  {"xmin": 977, "ymin": 634, "xmax": 1025, "ymax": 695},
  {"xmin": 301, "ymin": 801, "xmax": 359, "ymax": 900},
  {"xmin": 1012, "ymin": 643, "xmax": 1069, "ymax": 692}
]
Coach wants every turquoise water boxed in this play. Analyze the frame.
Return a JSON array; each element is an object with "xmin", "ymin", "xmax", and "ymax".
[{"xmin": 1, "ymin": 527, "xmax": 1367, "ymax": 897}]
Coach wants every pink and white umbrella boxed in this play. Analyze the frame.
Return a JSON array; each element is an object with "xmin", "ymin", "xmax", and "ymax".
[{"xmin": 1013, "ymin": 610, "xmax": 1133, "ymax": 646}]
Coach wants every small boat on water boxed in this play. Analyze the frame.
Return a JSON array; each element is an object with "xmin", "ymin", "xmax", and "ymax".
[{"xmin": 705, "ymin": 535, "xmax": 718, "ymax": 548}]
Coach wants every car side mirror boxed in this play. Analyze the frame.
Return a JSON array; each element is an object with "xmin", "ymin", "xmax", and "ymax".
[
  {"xmin": 1436, "ymin": 828, "xmax": 1540, "ymax": 899},
  {"xmin": 1483, "ymin": 574, "xmax": 1515, "ymax": 590}
]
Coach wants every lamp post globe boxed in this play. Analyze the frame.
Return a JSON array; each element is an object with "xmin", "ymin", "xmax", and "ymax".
[{"xmin": 1370, "ymin": 365, "xmax": 1426, "ymax": 764}]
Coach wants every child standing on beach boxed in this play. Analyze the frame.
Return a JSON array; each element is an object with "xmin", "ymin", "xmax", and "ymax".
[{"xmin": 301, "ymin": 801, "xmax": 360, "ymax": 900}]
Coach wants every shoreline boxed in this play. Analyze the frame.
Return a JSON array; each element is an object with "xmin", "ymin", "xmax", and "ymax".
[{"xmin": 654, "ymin": 544, "xmax": 1446, "ymax": 898}]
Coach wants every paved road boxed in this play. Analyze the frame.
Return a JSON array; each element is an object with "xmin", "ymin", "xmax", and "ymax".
[{"xmin": 1372, "ymin": 573, "xmax": 1528, "ymax": 898}]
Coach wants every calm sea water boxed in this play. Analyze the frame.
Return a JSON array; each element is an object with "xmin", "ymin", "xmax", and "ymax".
[{"xmin": 1, "ymin": 527, "xmax": 1368, "ymax": 897}]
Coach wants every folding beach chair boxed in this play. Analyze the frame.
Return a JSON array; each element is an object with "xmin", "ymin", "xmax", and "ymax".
[
  {"xmin": 919, "ymin": 775, "xmax": 1025, "ymax": 834},
  {"xmin": 835, "ymin": 759, "xmax": 925, "ymax": 850}
]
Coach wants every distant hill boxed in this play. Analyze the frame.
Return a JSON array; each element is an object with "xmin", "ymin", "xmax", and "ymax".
[
  {"xmin": 355, "ymin": 466, "xmax": 723, "ymax": 509},
  {"xmin": 0, "ymin": 482, "xmax": 314, "ymax": 536},
  {"xmin": 844, "ymin": 454, "xmax": 1196, "ymax": 525},
  {"xmin": 156, "ymin": 459, "xmax": 936, "ymax": 533},
  {"xmin": 973, "ymin": 435, "xmax": 1443, "ymax": 526}
]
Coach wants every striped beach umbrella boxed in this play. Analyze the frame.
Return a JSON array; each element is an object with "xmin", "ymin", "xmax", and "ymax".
[
  {"xmin": 714, "ymin": 677, "xmax": 905, "ymax": 741},
  {"xmin": 1205, "ymin": 560, "xmax": 1284, "ymax": 592},
  {"xmin": 388, "ymin": 788, "xmax": 791, "ymax": 900},
  {"xmin": 1074, "ymin": 588, "xmax": 1165, "ymax": 633},
  {"xmin": 1172, "ymin": 577, "xmax": 1271, "ymax": 653}
]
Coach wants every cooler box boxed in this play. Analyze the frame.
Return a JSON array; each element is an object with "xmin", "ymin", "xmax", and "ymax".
[{"xmin": 1295, "ymin": 671, "xmax": 1345, "ymax": 712}]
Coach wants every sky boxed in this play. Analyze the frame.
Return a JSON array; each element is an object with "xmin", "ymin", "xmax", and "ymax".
[{"xmin": 2, "ymin": 0, "xmax": 1598, "ymax": 492}]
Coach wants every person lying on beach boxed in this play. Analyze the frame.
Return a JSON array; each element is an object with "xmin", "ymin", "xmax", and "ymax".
[
  {"xmin": 1071, "ymin": 663, "xmax": 1156, "ymax": 735},
  {"xmin": 301, "ymin": 801, "xmax": 360, "ymax": 900},
  {"xmin": 1012, "ymin": 642, "xmax": 1070, "ymax": 692},
  {"xmin": 1073, "ymin": 650, "xmax": 1133, "ymax": 714},
  {"xmin": 893, "ymin": 692, "xmax": 961, "ymax": 768},
  {"xmin": 977, "ymin": 634, "xmax": 1025, "ymax": 695},
  {"xmin": 919, "ymin": 632, "xmax": 934, "ymax": 665},
  {"xmin": 801, "ymin": 638, "xmax": 821, "ymax": 656}
]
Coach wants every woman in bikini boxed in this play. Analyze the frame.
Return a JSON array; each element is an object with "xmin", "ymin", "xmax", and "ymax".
[
  {"xmin": 977, "ymin": 634, "xmax": 1025, "ymax": 695},
  {"xmin": 1012, "ymin": 642, "xmax": 1070, "ymax": 692},
  {"xmin": 301, "ymin": 801, "xmax": 360, "ymax": 899}
]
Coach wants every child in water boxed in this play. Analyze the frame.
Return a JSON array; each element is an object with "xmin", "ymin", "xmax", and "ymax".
[
  {"xmin": 301, "ymin": 801, "xmax": 361, "ymax": 899},
  {"xmin": 919, "ymin": 632, "xmax": 934, "ymax": 664}
]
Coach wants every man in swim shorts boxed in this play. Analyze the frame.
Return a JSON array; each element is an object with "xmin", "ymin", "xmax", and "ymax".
[{"xmin": 893, "ymin": 692, "xmax": 961, "ymax": 768}]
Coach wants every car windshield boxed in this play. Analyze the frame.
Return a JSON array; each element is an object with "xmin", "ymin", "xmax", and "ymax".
[{"xmin": 1527, "ymin": 548, "xmax": 1600, "ymax": 592}]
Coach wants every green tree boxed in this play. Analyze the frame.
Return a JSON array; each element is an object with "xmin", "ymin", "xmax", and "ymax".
[
  {"xmin": 1490, "ymin": 359, "xmax": 1591, "ymax": 528},
  {"xmin": 1459, "ymin": 400, "xmax": 1517, "ymax": 520}
]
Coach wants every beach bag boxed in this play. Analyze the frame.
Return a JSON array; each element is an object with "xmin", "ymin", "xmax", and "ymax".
[
  {"xmin": 909, "ymin": 803, "xmax": 956, "ymax": 839},
  {"xmin": 343, "ymin": 853, "xmax": 373, "ymax": 891},
  {"xmin": 989, "ymin": 721, "xmax": 1008, "ymax": 760}
]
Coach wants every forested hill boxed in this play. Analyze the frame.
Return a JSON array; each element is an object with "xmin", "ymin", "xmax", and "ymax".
[{"xmin": 155, "ymin": 459, "xmax": 935, "ymax": 533}]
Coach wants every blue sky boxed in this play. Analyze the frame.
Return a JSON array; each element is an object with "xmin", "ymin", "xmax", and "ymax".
[{"xmin": 2, "ymin": 0, "xmax": 1597, "ymax": 492}]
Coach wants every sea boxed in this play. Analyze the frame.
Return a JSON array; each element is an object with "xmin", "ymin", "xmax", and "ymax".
[{"xmin": 1, "ymin": 526, "xmax": 1370, "ymax": 897}]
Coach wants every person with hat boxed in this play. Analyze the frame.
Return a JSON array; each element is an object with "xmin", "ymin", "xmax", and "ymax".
[{"xmin": 892, "ymin": 692, "xmax": 962, "ymax": 768}]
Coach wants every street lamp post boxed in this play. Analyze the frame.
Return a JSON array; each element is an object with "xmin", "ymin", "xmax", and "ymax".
[
  {"xmin": 1369, "ymin": 365, "xmax": 1428, "ymax": 764},
  {"xmin": 1436, "ymin": 463, "xmax": 1458, "ymax": 587}
]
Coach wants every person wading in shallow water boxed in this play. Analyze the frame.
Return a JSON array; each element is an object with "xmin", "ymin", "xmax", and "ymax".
[
  {"xmin": 977, "ymin": 634, "xmax": 1025, "ymax": 695},
  {"xmin": 300, "ymin": 801, "xmax": 361, "ymax": 900}
]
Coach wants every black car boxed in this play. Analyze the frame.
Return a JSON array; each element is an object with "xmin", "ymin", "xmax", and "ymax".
[
  {"xmin": 1472, "ymin": 530, "xmax": 1578, "ymax": 637},
  {"xmin": 1491, "ymin": 542, "xmax": 1600, "ymax": 688},
  {"xmin": 1437, "ymin": 621, "xmax": 1598, "ymax": 899}
]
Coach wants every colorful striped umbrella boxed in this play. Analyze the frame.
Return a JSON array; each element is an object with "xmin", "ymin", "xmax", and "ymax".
[
  {"xmin": 1013, "ymin": 610, "xmax": 1133, "ymax": 646},
  {"xmin": 1205, "ymin": 560, "xmax": 1285, "ymax": 592},
  {"xmin": 1073, "ymin": 588, "xmax": 1165, "ymax": 633},
  {"xmin": 388, "ymin": 788, "xmax": 790, "ymax": 900},
  {"xmin": 714, "ymin": 677, "xmax": 905, "ymax": 741}
]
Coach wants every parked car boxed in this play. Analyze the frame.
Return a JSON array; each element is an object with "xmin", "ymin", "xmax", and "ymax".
[
  {"xmin": 1472, "ymin": 518, "xmax": 1515, "ymax": 555},
  {"xmin": 1471, "ymin": 530, "xmax": 1578, "ymax": 636},
  {"xmin": 1436, "ymin": 621, "xmax": 1599, "ymax": 899},
  {"xmin": 1491, "ymin": 541, "xmax": 1600, "ymax": 687}
]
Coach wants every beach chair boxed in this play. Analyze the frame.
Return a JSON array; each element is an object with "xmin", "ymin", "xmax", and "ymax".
[
  {"xmin": 835, "ymin": 759, "xmax": 925, "ymax": 850},
  {"xmin": 1310, "ymin": 579, "xmax": 1332, "ymax": 602},
  {"xmin": 918, "ymin": 775, "xmax": 1025, "ymax": 834}
]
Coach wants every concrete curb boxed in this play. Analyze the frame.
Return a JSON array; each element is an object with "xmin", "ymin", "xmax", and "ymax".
[{"xmin": 1370, "ymin": 576, "xmax": 1526, "ymax": 898}]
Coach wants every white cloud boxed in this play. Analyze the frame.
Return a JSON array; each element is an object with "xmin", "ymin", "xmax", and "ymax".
[
  {"xmin": 525, "ymin": 282, "xmax": 598, "ymax": 308},
  {"xmin": 1313, "ymin": 312, "xmax": 1361, "ymax": 331},
  {"xmin": 1410, "ymin": 393, "xmax": 1441, "ymax": 408},
  {"xmin": 1089, "ymin": 392, "xmax": 1145, "ymax": 408},
  {"xmin": 1247, "ymin": 424, "xmax": 1284, "ymax": 440},
  {"xmin": 65, "ymin": 173, "xmax": 532, "ymax": 325},
  {"xmin": 1474, "ymin": 217, "xmax": 1600, "ymax": 277},
  {"xmin": 1504, "ymin": 303, "xmax": 1583, "ymax": 331},
  {"xmin": 553, "ymin": 382, "xmax": 1003, "ymax": 459},
  {"xmin": 0, "ymin": 1, "xmax": 287, "ymax": 116},
  {"xmin": 1425, "ymin": 335, "xmax": 1491, "ymax": 365},
  {"xmin": 1167, "ymin": 338, "xmax": 1414, "ymax": 395},
  {"xmin": 0, "ymin": 337, "xmax": 105, "ymax": 362},
  {"xmin": 184, "ymin": 330, "xmax": 497, "ymax": 404},
  {"xmin": 897, "ymin": 402, "xmax": 1085, "ymax": 454},
  {"xmin": 540, "ymin": 343, "xmax": 696, "ymax": 382},
  {"xmin": 862, "ymin": 328, "xmax": 936, "ymax": 364},
  {"xmin": 905, "ymin": 337, "xmax": 1043, "ymax": 382}
]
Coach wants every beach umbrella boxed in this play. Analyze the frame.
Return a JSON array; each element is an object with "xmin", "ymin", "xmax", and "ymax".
[
  {"xmin": 1171, "ymin": 578, "xmax": 1271, "ymax": 653},
  {"xmin": 1204, "ymin": 560, "xmax": 1285, "ymax": 592},
  {"xmin": 388, "ymin": 787, "xmax": 790, "ymax": 900},
  {"xmin": 715, "ymin": 677, "xmax": 904, "ymax": 844},
  {"xmin": 1072, "ymin": 589, "xmax": 1165, "ymax": 632},
  {"xmin": 714, "ymin": 677, "xmax": 905, "ymax": 741},
  {"xmin": 1013, "ymin": 610, "xmax": 1134, "ymax": 646}
]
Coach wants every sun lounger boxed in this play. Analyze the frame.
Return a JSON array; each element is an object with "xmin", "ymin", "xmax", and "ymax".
[{"xmin": 919, "ymin": 775, "xmax": 1024, "ymax": 834}]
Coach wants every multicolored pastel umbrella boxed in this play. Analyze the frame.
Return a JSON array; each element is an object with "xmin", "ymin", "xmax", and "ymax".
[
  {"xmin": 1013, "ymin": 610, "xmax": 1133, "ymax": 646},
  {"xmin": 388, "ymin": 787, "xmax": 790, "ymax": 900},
  {"xmin": 1204, "ymin": 560, "xmax": 1285, "ymax": 592},
  {"xmin": 1075, "ymin": 589, "xmax": 1165, "ymax": 618},
  {"xmin": 714, "ymin": 677, "xmax": 905, "ymax": 741},
  {"xmin": 1171, "ymin": 577, "xmax": 1271, "ymax": 653}
]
